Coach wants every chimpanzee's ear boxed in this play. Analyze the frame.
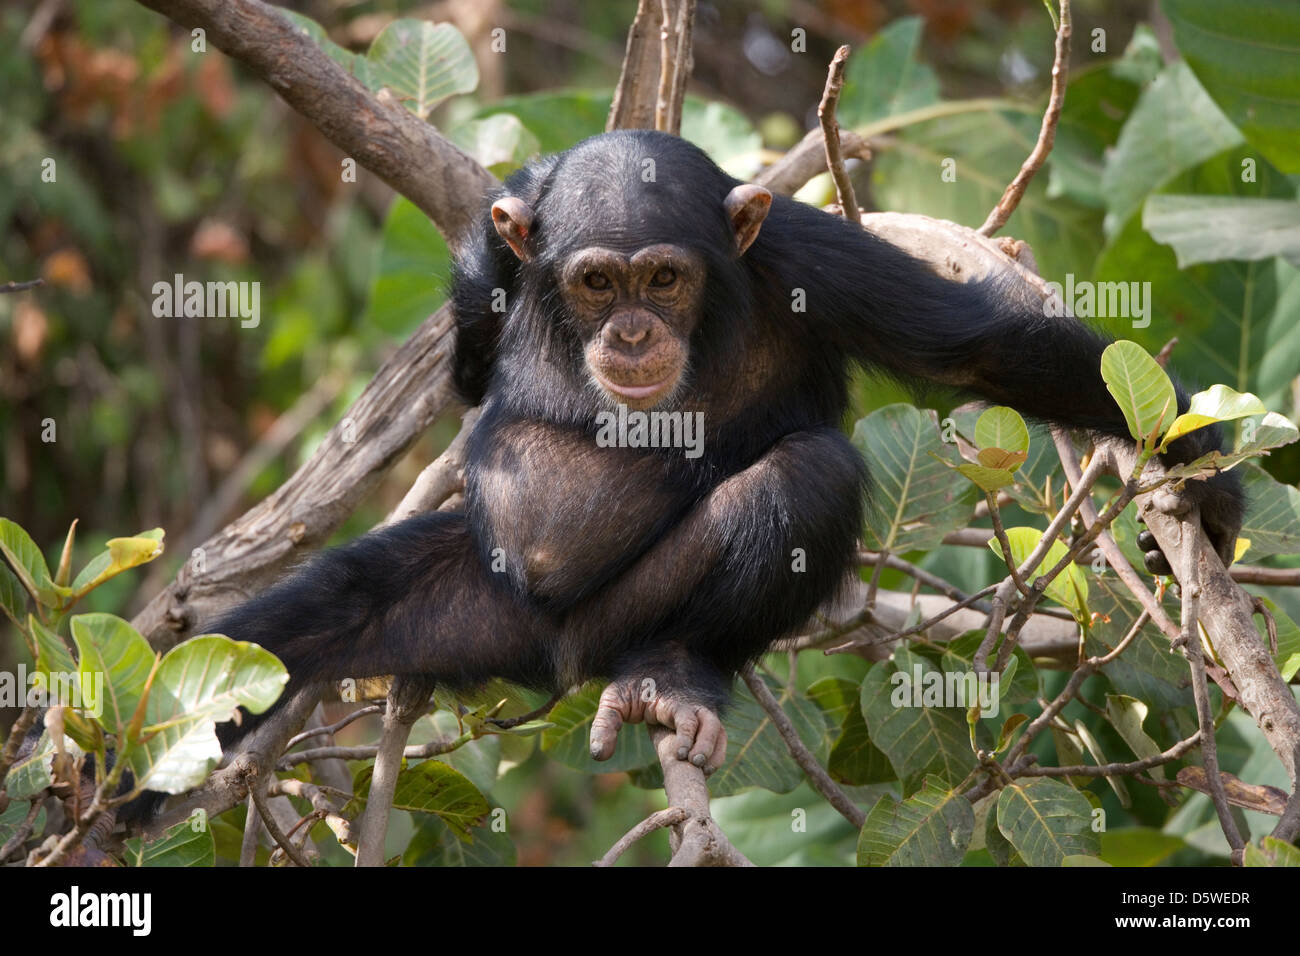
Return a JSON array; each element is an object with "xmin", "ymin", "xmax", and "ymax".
[
  {"xmin": 723, "ymin": 184, "xmax": 772, "ymax": 257},
  {"xmin": 491, "ymin": 197, "xmax": 536, "ymax": 262}
]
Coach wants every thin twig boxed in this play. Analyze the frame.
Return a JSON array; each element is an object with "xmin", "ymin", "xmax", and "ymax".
[
  {"xmin": 1179, "ymin": 579, "xmax": 1246, "ymax": 860},
  {"xmin": 0, "ymin": 707, "xmax": 36, "ymax": 783},
  {"xmin": 276, "ymin": 735, "xmax": 461, "ymax": 770},
  {"xmin": 817, "ymin": 45, "xmax": 858, "ymax": 219},
  {"xmin": 856, "ymin": 549, "xmax": 991, "ymax": 611},
  {"xmin": 250, "ymin": 778, "xmax": 312, "ymax": 868},
  {"xmin": 987, "ymin": 492, "xmax": 1031, "ymax": 597},
  {"xmin": 0, "ymin": 278, "xmax": 45, "ymax": 294},
  {"xmin": 486, "ymin": 691, "xmax": 563, "ymax": 729},
  {"xmin": 654, "ymin": 0, "xmax": 674, "ymax": 132},
  {"xmin": 1233, "ymin": 565, "xmax": 1300, "ymax": 586},
  {"xmin": 595, "ymin": 807, "xmax": 690, "ymax": 866},
  {"xmin": 284, "ymin": 704, "xmax": 384, "ymax": 751},
  {"xmin": 978, "ymin": 0, "xmax": 1071, "ymax": 236},
  {"xmin": 1017, "ymin": 733, "xmax": 1201, "ymax": 777}
]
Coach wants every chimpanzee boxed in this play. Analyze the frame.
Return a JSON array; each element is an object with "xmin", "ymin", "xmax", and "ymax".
[{"xmin": 212, "ymin": 130, "xmax": 1242, "ymax": 772}]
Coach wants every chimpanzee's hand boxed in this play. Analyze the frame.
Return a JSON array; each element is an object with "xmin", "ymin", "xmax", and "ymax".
[
  {"xmin": 590, "ymin": 677, "xmax": 728, "ymax": 774},
  {"xmin": 1139, "ymin": 425, "xmax": 1245, "ymax": 575}
]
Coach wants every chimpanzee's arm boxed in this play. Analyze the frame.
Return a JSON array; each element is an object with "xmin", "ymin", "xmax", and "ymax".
[
  {"xmin": 750, "ymin": 197, "xmax": 1244, "ymax": 562},
  {"xmin": 565, "ymin": 427, "xmax": 866, "ymax": 769}
]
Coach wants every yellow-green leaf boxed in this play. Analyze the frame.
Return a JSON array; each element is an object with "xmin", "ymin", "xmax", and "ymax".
[
  {"xmin": 974, "ymin": 406, "xmax": 1029, "ymax": 453},
  {"xmin": 1100, "ymin": 341, "xmax": 1178, "ymax": 444}
]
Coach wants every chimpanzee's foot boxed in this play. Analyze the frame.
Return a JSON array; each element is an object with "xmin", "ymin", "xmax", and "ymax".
[{"xmin": 589, "ymin": 677, "xmax": 728, "ymax": 774}]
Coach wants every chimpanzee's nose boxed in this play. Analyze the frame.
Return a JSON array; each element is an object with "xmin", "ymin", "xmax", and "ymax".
[{"xmin": 619, "ymin": 327, "xmax": 647, "ymax": 345}]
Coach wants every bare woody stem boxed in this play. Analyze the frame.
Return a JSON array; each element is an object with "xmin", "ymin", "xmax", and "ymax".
[
  {"xmin": 978, "ymin": 0, "xmax": 1071, "ymax": 236},
  {"xmin": 818, "ymin": 45, "xmax": 859, "ymax": 219}
]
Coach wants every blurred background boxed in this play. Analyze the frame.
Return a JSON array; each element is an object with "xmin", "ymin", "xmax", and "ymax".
[{"xmin": 2, "ymin": 0, "xmax": 1297, "ymax": 864}]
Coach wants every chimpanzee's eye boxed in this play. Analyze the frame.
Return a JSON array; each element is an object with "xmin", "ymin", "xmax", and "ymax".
[
  {"xmin": 650, "ymin": 267, "xmax": 677, "ymax": 288},
  {"xmin": 584, "ymin": 272, "xmax": 611, "ymax": 291}
]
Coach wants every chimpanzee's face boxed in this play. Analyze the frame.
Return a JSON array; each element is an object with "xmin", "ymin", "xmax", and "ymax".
[
  {"xmin": 487, "ymin": 180, "xmax": 771, "ymax": 410},
  {"xmin": 556, "ymin": 243, "xmax": 705, "ymax": 409}
]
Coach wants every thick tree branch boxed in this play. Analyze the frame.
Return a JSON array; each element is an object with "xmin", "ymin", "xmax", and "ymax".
[
  {"xmin": 131, "ymin": 306, "xmax": 458, "ymax": 651},
  {"xmin": 651, "ymin": 727, "xmax": 753, "ymax": 866},
  {"xmin": 756, "ymin": 126, "xmax": 874, "ymax": 197},
  {"xmin": 355, "ymin": 676, "xmax": 436, "ymax": 867}
]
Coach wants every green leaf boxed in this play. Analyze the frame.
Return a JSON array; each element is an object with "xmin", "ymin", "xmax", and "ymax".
[
  {"xmin": 126, "ymin": 635, "xmax": 288, "ymax": 795},
  {"xmin": 839, "ymin": 18, "xmax": 940, "ymax": 129},
  {"xmin": 984, "ymin": 801, "xmax": 1024, "ymax": 866},
  {"xmin": 1164, "ymin": 411, "xmax": 1300, "ymax": 478},
  {"xmin": 0, "ymin": 517, "xmax": 59, "ymax": 607},
  {"xmin": 680, "ymin": 101, "xmax": 763, "ymax": 179},
  {"xmin": 853, "ymin": 404, "xmax": 975, "ymax": 552},
  {"xmin": 996, "ymin": 777, "xmax": 1100, "ymax": 866},
  {"xmin": 0, "ymin": 560, "xmax": 27, "ymax": 626},
  {"xmin": 1238, "ymin": 463, "xmax": 1300, "ymax": 560},
  {"xmin": 955, "ymin": 463, "xmax": 1017, "ymax": 492},
  {"xmin": 70, "ymin": 613, "xmax": 156, "ymax": 736},
  {"xmin": 361, "ymin": 196, "xmax": 451, "ymax": 336},
  {"xmin": 1159, "ymin": 384, "xmax": 1268, "ymax": 449},
  {"xmin": 1163, "ymin": 0, "xmax": 1300, "ymax": 174},
  {"xmin": 70, "ymin": 528, "xmax": 165, "ymax": 597},
  {"xmin": 827, "ymin": 694, "xmax": 895, "ymax": 786},
  {"xmin": 1100, "ymin": 340, "xmax": 1178, "ymax": 443},
  {"xmin": 860, "ymin": 649, "xmax": 977, "ymax": 794},
  {"xmin": 707, "ymin": 681, "xmax": 828, "ymax": 798},
  {"xmin": 30, "ymin": 615, "xmax": 76, "ymax": 678},
  {"xmin": 1104, "ymin": 695, "xmax": 1166, "ymax": 781},
  {"xmin": 987, "ymin": 526, "xmax": 1089, "ymax": 621},
  {"xmin": 0, "ymin": 799, "xmax": 45, "ymax": 847},
  {"xmin": 404, "ymin": 815, "xmax": 516, "ymax": 866},
  {"xmin": 1095, "ymin": 154, "xmax": 1300, "ymax": 409},
  {"xmin": 857, "ymin": 782, "xmax": 974, "ymax": 866},
  {"xmin": 940, "ymin": 632, "xmax": 1041, "ymax": 707},
  {"xmin": 1243, "ymin": 836, "xmax": 1300, "ymax": 867},
  {"xmin": 995, "ymin": 714, "xmax": 1029, "ymax": 754},
  {"xmin": 1072, "ymin": 719, "xmax": 1130, "ymax": 807},
  {"xmin": 3, "ymin": 731, "xmax": 82, "ymax": 799},
  {"xmin": 974, "ymin": 406, "xmax": 1029, "ymax": 453},
  {"xmin": 367, "ymin": 19, "xmax": 478, "ymax": 119},
  {"xmin": 475, "ymin": 91, "xmax": 611, "ymax": 155},
  {"xmin": 1085, "ymin": 576, "xmax": 1190, "ymax": 709},
  {"xmin": 540, "ymin": 685, "xmax": 657, "ymax": 774},
  {"xmin": 123, "ymin": 819, "xmax": 215, "ymax": 867},
  {"xmin": 448, "ymin": 114, "xmax": 539, "ymax": 178},
  {"xmin": 1099, "ymin": 827, "xmax": 1186, "ymax": 866},
  {"xmin": 1144, "ymin": 195, "xmax": 1300, "ymax": 269},
  {"xmin": 1100, "ymin": 61, "xmax": 1244, "ymax": 235},
  {"xmin": 357, "ymin": 760, "xmax": 489, "ymax": 838}
]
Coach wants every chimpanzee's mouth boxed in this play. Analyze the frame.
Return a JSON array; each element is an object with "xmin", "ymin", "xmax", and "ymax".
[{"xmin": 592, "ymin": 371, "xmax": 673, "ymax": 401}]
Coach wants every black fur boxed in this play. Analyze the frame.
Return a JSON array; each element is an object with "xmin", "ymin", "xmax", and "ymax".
[{"xmin": 212, "ymin": 130, "xmax": 1242, "ymax": 750}]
